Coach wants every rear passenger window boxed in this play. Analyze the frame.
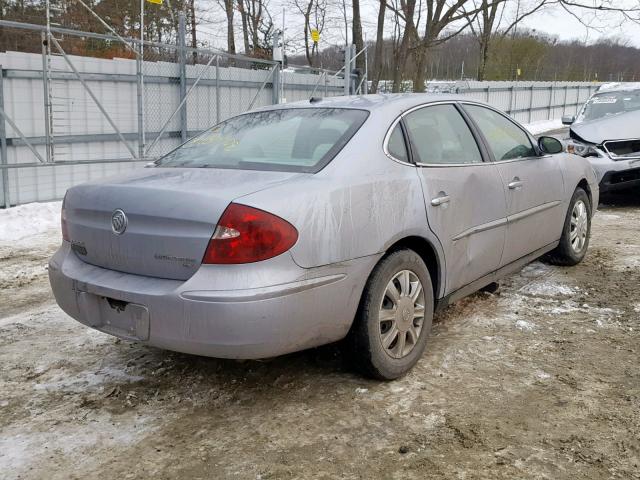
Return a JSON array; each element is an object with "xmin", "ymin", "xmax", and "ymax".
[
  {"xmin": 403, "ymin": 105, "xmax": 483, "ymax": 164},
  {"xmin": 464, "ymin": 105, "xmax": 536, "ymax": 161},
  {"xmin": 387, "ymin": 124, "xmax": 409, "ymax": 162}
]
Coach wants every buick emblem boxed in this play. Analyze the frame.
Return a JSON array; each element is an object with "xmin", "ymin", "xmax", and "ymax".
[{"xmin": 111, "ymin": 209, "xmax": 128, "ymax": 235}]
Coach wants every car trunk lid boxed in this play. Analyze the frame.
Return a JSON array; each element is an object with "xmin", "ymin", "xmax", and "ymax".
[{"xmin": 64, "ymin": 167, "xmax": 300, "ymax": 280}]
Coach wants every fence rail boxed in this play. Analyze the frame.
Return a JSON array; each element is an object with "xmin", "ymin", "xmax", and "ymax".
[
  {"xmin": 0, "ymin": 20, "xmax": 601, "ymax": 207},
  {"xmin": 454, "ymin": 82, "xmax": 599, "ymax": 124}
]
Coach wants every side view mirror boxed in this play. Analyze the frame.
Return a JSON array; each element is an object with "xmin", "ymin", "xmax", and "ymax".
[
  {"xmin": 561, "ymin": 115, "xmax": 575, "ymax": 125},
  {"xmin": 538, "ymin": 136, "xmax": 563, "ymax": 154}
]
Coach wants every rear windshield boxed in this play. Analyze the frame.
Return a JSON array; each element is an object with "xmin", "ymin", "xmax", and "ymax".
[
  {"xmin": 577, "ymin": 89, "xmax": 640, "ymax": 123},
  {"xmin": 155, "ymin": 108, "xmax": 368, "ymax": 173}
]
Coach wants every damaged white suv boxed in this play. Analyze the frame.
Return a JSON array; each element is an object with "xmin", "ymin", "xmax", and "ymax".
[{"xmin": 563, "ymin": 83, "xmax": 640, "ymax": 193}]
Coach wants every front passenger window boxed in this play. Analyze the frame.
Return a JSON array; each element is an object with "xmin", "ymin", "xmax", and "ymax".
[{"xmin": 464, "ymin": 105, "xmax": 536, "ymax": 161}]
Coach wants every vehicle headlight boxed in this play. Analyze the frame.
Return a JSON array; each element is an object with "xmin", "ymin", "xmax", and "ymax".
[{"xmin": 566, "ymin": 139, "xmax": 597, "ymax": 157}]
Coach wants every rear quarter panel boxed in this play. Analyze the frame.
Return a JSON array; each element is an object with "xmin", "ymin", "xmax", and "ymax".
[{"xmin": 236, "ymin": 111, "xmax": 446, "ymax": 293}]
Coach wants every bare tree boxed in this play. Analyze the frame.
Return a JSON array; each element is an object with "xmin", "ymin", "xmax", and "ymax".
[
  {"xmin": 339, "ymin": 0, "xmax": 349, "ymax": 46},
  {"xmin": 188, "ymin": 0, "xmax": 197, "ymax": 61},
  {"xmin": 468, "ymin": 0, "xmax": 550, "ymax": 81},
  {"xmin": 218, "ymin": 0, "xmax": 236, "ymax": 54},
  {"xmin": 352, "ymin": 0, "xmax": 364, "ymax": 76},
  {"xmin": 387, "ymin": 0, "xmax": 419, "ymax": 92},
  {"xmin": 369, "ymin": 0, "xmax": 387, "ymax": 92},
  {"xmin": 237, "ymin": 0, "xmax": 275, "ymax": 57},
  {"xmin": 293, "ymin": 0, "xmax": 327, "ymax": 66}
]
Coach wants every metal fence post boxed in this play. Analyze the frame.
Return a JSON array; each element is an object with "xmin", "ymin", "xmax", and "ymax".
[
  {"xmin": 178, "ymin": 13, "xmax": 188, "ymax": 142},
  {"xmin": 508, "ymin": 85, "xmax": 514, "ymax": 115},
  {"xmin": 40, "ymin": 31, "xmax": 52, "ymax": 162},
  {"xmin": 344, "ymin": 45, "xmax": 352, "ymax": 96},
  {"xmin": 272, "ymin": 63, "xmax": 281, "ymax": 105},
  {"xmin": 136, "ymin": 55, "xmax": 144, "ymax": 159},
  {"xmin": 548, "ymin": 84, "xmax": 554, "ymax": 120},
  {"xmin": 0, "ymin": 66, "xmax": 10, "ymax": 208},
  {"xmin": 562, "ymin": 85, "xmax": 568, "ymax": 117},
  {"xmin": 215, "ymin": 55, "xmax": 221, "ymax": 124},
  {"xmin": 528, "ymin": 84, "xmax": 534, "ymax": 123}
]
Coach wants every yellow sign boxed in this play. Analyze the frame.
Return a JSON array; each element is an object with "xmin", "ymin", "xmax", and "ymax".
[
  {"xmin": 146, "ymin": 0, "xmax": 162, "ymax": 4},
  {"xmin": 311, "ymin": 29, "xmax": 320, "ymax": 43},
  {"xmin": 516, "ymin": 68, "xmax": 521, "ymax": 77}
]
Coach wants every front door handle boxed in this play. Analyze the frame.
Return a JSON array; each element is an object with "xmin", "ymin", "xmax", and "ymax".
[
  {"xmin": 431, "ymin": 193, "xmax": 451, "ymax": 206},
  {"xmin": 508, "ymin": 178, "xmax": 523, "ymax": 190}
]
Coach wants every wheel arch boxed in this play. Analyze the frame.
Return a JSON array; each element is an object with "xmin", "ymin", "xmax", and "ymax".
[
  {"xmin": 577, "ymin": 178, "xmax": 592, "ymax": 207},
  {"xmin": 383, "ymin": 236, "xmax": 443, "ymax": 300}
]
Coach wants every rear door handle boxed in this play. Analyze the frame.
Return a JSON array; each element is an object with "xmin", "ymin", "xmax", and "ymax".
[
  {"xmin": 431, "ymin": 194, "xmax": 450, "ymax": 206},
  {"xmin": 508, "ymin": 179, "xmax": 523, "ymax": 190}
]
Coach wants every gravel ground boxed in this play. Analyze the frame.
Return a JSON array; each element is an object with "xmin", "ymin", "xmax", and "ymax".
[{"xmin": 1, "ymin": 191, "xmax": 639, "ymax": 480}]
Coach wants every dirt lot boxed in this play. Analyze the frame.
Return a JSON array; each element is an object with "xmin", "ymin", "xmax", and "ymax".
[{"xmin": 1, "ymin": 192, "xmax": 639, "ymax": 480}]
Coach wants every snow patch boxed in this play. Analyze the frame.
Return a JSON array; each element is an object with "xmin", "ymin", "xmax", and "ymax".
[
  {"xmin": 536, "ymin": 370, "xmax": 551, "ymax": 380},
  {"xmin": 0, "ymin": 413, "xmax": 156, "ymax": 476},
  {"xmin": 0, "ymin": 201, "xmax": 61, "ymax": 245},
  {"xmin": 518, "ymin": 261, "xmax": 552, "ymax": 278},
  {"xmin": 597, "ymin": 213, "xmax": 621, "ymax": 220},
  {"xmin": 520, "ymin": 281, "xmax": 578, "ymax": 297},
  {"xmin": 33, "ymin": 367, "xmax": 144, "ymax": 393},
  {"xmin": 523, "ymin": 119, "xmax": 563, "ymax": 135},
  {"xmin": 515, "ymin": 319, "xmax": 536, "ymax": 331}
]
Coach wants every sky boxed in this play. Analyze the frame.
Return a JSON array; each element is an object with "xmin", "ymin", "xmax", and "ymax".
[
  {"xmin": 195, "ymin": 0, "xmax": 640, "ymax": 54},
  {"xmin": 518, "ymin": 2, "xmax": 640, "ymax": 47}
]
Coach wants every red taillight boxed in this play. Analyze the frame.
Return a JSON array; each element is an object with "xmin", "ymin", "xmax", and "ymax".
[
  {"xmin": 61, "ymin": 199, "xmax": 70, "ymax": 241},
  {"xmin": 202, "ymin": 203, "xmax": 298, "ymax": 264}
]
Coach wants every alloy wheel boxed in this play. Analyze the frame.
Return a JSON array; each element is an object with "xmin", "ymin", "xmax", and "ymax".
[
  {"xmin": 570, "ymin": 199, "xmax": 588, "ymax": 253},
  {"xmin": 378, "ymin": 270, "xmax": 426, "ymax": 359}
]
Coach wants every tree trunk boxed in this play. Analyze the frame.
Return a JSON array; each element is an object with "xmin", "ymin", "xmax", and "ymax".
[
  {"xmin": 352, "ymin": 0, "xmax": 365, "ymax": 78},
  {"xmin": 370, "ymin": 0, "xmax": 386, "ymax": 93},
  {"xmin": 412, "ymin": 45, "xmax": 427, "ymax": 93},
  {"xmin": 225, "ymin": 0, "xmax": 236, "ymax": 54},
  {"xmin": 477, "ymin": 34, "xmax": 490, "ymax": 81},
  {"xmin": 391, "ymin": 0, "xmax": 417, "ymax": 93},
  {"xmin": 238, "ymin": 1, "xmax": 250, "ymax": 53},
  {"xmin": 303, "ymin": 2, "xmax": 313, "ymax": 67},
  {"xmin": 392, "ymin": 30, "xmax": 411, "ymax": 93},
  {"xmin": 189, "ymin": 0, "xmax": 197, "ymax": 62}
]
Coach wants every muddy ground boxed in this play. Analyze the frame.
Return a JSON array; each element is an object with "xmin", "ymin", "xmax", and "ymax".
[{"xmin": 1, "ymin": 192, "xmax": 639, "ymax": 480}]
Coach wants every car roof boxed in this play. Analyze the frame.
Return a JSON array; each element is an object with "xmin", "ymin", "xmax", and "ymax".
[
  {"xmin": 253, "ymin": 93, "xmax": 470, "ymax": 117},
  {"xmin": 596, "ymin": 82, "xmax": 640, "ymax": 93}
]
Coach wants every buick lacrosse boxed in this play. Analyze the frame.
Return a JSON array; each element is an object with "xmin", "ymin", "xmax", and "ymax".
[{"xmin": 49, "ymin": 94, "xmax": 598, "ymax": 379}]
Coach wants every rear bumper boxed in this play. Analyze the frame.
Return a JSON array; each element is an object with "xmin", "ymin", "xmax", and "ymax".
[{"xmin": 49, "ymin": 243, "xmax": 378, "ymax": 359}]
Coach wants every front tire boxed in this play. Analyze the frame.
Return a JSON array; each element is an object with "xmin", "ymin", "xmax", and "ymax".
[
  {"xmin": 347, "ymin": 249, "xmax": 434, "ymax": 380},
  {"xmin": 546, "ymin": 187, "xmax": 591, "ymax": 266}
]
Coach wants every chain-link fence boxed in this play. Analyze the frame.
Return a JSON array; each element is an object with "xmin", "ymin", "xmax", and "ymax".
[
  {"xmin": 141, "ymin": 43, "xmax": 282, "ymax": 158},
  {"xmin": 0, "ymin": 20, "xmax": 343, "ymax": 206}
]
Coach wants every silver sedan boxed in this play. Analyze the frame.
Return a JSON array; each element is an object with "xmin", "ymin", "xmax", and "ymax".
[{"xmin": 49, "ymin": 94, "xmax": 599, "ymax": 379}]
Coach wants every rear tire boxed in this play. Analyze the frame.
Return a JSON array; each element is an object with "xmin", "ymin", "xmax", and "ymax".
[
  {"xmin": 546, "ymin": 187, "xmax": 591, "ymax": 266},
  {"xmin": 346, "ymin": 249, "xmax": 434, "ymax": 380}
]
